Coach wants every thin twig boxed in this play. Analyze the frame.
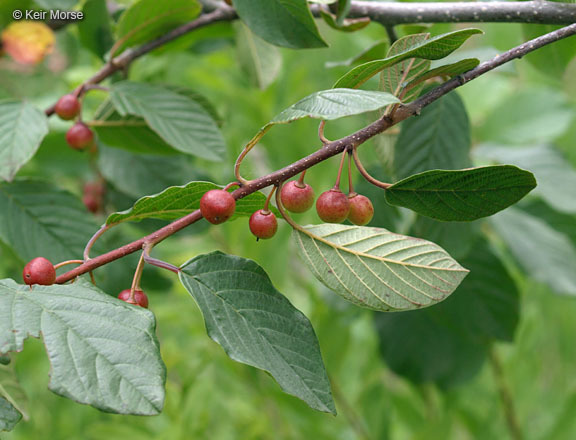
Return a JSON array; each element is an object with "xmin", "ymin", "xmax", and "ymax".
[{"xmin": 54, "ymin": 23, "xmax": 576, "ymax": 284}]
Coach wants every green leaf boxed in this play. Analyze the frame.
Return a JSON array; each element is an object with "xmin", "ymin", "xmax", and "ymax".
[
  {"xmin": 325, "ymin": 40, "xmax": 388, "ymax": 68},
  {"xmin": 235, "ymin": 23, "xmax": 282, "ymax": 90},
  {"xmin": 523, "ymin": 24, "xmax": 576, "ymax": 77},
  {"xmin": 0, "ymin": 397, "xmax": 21, "ymax": 432},
  {"xmin": 77, "ymin": 0, "xmax": 114, "ymax": 59},
  {"xmin": 319, "ymin": 9, "xmax": 370, "ymax": 33},
  {"xmin": 379, "ymin": 33, "xmax": 431, "ymax": 102},
  {"xmin": 98, "ymin": 145, "xmax": 207, "ymax": 199},
  {"xmin": 0, "ymin": 279, "xmax": 166, "ymax": 415},
  {"xmin": 475, "ymin": 144, "xmax": 576, "ymax": 215},
  {"xmin": 110, "ymin": 81, "xmax": 226, "ymax": 161},
  {"xmin": 179, "ymin": 252, "xmax": 335, "ymax": 414},
  {"xmin": 0, "ymin": 362, "xmax": 28, "ymax": 421},
  {"xmin": 0, "ymin": 180, "xmax": 100, "ymax": 263},
  {"xmin": 0, "ymin": 101, "xmax": 49, "ymax": 182},
  {"xmin": 490, "ymin": 207, "xmax": 576, "ymax": 295},
  {"xmin": 115, "ymin": 0, "xmax": 201, "ymax": 54},
  {"xmin": 232, "ymin": 0, "xmax": 327, "ymax": 49},
  {"xmin": 271, "ymin": 88, "xmax": 400, "ymax": 124},
  {"xmin": 105, "ymin": 181, "xmax": 276, "ymax": 226},
  {"xmin": 92, "ymin": 100, "xmax": 179, "ymax": 155},
  {"xmin": 375, "ymin": 240, "xmax": 517, "ymax": 387},
  {"xmin": 293, "ymin": 224, "xmax": 469, "ymax": 312},
  {"xmin": 334, "ymin": 28, "xmax": 482, "ymax": 88},
  {"xmin": 385, "ymin": 166, "xmax": 537, "ymax": 222},
  {"xmin": 394, "ymin": 91, "xmax": 471, "ymax": 180},
  {"xmin": 405, "ymin": 58, "xmax": 480, "ymax": 90}
]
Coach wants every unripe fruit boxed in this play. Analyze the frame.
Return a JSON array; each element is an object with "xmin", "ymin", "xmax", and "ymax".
[
  {"xmin": 54, "ymin": 94, "xmax": 81, "ymax": 120},
  {"xmin": 316, "ymin": 189, "xmax": 350, "ymax": 223},
  {"xmin": 22, "ymin": 257, "xmax": 56, "ymax": 286},
  {"xmin": 347, "ymin": 193, "xmax": 374, "ymax": 226},
  {"xmin": 66, "ymin": 122, "xmax": 94, "ymax": 150},
  {"xmin": 280, "ymin": 180, "xmax": 315, "ymax": 213},
  {"xmin": 249, "ymin": 210, "xmax": 278, "ymax": 240},
  {"xmin": 200, "ymin": 189, "xmax": 236, "ymax": 224},
  {"xmin": 118, "ymin": 289, "xmax": 149, "ymax": 308}
]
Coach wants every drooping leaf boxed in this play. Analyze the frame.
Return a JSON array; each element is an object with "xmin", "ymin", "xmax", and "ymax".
[
  {"xmin": 379, "ymin": 33, "xmax": 431, "ymax": 102},
  {"xmin": 475, "ymin": 144, "xmax": 576, "ymax": 214},
  {"xmin": 293, "ymin": 224, "xmax": 469, "ymax": 312},
  {"xmin": 0, "ymin": 279, "xmax": 166, "ymax": 415},
  {"xmin": 235, "ymin": 22, "xmax": 282, "ymax": 90},
  {"xmin": 490, "ymin": 207, "xmax": 576, "ymax": 296},
  {"xmin": 98, "ymin": 145, "xmax": 207, "ymax": 199},
  {"xmin": 394, "ymin": 91, "xmax": 471, "ymax": 180},
  {"xmin": 110, "ymin": 81, "xmax": 226, "ymax": 161},
  {"xmin": 78, "ymin": 0, "xmax": 114, "ymax": 59},
  {"xmin": 106, "ymin": 181, "xmax": 277, "ymax": 226},
  {"xmin": 334, "ymin": 28, "xmax": 482, "ymax": 88},
  {"xmin": 232, "ymin": 0, "xmax": 327, "ymax": 49},
  {"xmin": 0, "ymin": 397, "xmax": 21, "ymax": 432},
  {"xmin": 0, "ymin": 101, "xmax": 49, "ymax": 182},
  {"xmin": 375, "ymin": 240, "xmax": 518, "ymax": 387},
  {"xmin": 0, "ymin": 180, "xmax": 100, "ymax": 263},
  {"xmin": 385, "ymin": 166, "xmax": 537, "ymax": 222},
  {"xmin": 115, "ymin": 0, "xmax": 201, "ymax": 54},
  {"xmin": 271, "ymin": 88, "xmax": 401, "ymax": 123},
  {"xmin": 179, "ymin": 252, "xmax": 335, "ymax": 414}
]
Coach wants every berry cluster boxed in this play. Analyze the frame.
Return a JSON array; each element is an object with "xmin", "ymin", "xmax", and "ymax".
[{"xmin": 54, "ymin": 94, "xmax": 95, "ymax": 151}]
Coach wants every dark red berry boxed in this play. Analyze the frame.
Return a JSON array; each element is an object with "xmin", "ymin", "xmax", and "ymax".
[
  {"xmin": 66, "ymin": 122, "xmax": 94, "ymax": 150},
  {"xmin": 280, "ymin": 181, "xmax": 315, "ymax": 213},
  {"xmin": 22, "ymin": 257, "xmax": 56, "ymax": 286},
  {"xmin": 83, "ymin": 181, "xmax": 105, "ymax": 214},
  {"xmin": 347, "ymin": 193, "xmax": 374, "ymax": 226},
  {"xmin": 200, "ymin": 189, "xmax": 236, "ymax": 224},
  {"xmin": 54, "ymin": 94, "xmax": 81, "ymax": 120},
  {"xmin": 316, "ymin": 189, "xmax": 350, "ymax": 223},
  {"xmin": 118, "ymin": 289, "xmax": 149, "ymax": 308},
  {"xmin": 249, "ymin": 210, "xmax": 278, "ymax": 240}
]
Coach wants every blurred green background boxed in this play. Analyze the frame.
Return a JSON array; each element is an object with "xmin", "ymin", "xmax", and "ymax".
[{"xmin": 1, "ymin": 5, "xmax": 576, "ymax": 439}]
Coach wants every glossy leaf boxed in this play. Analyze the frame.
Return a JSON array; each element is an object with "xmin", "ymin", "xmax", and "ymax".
[
  {"xmin": 0, "ymin": 279, "xmax": 166, "ymax": 415},
  {"xmin": 475, "ymin": 144, "xmax": 576, "ymax": 214},
  {"xmin": 232, "ymin": 0, "xmax": 326, "ymax": 49},
  {"xmin": 0, "ymin": 180, "xmax": 100, "ymax": 262},
  {"xmin": 394, "ymin": 91, "xmax": 471, "ymax": 180},
  {"xmin": 491, "ymin": 208, "xmax": 576, "ymax": 295},
  {"xmin": 179, "ymin": 252, "xmax": 335, "ymax": 414},
  {"xmin": 0, "ymin": 397, "xmax": 21, "ymax": 432},
  {"xmin": 385, "ymin": 166, "xmax": 537, "ymax": 222},
  {"xmin": 271, "ymin": 88, "xmax": 400, "ymax": 124},
  {"xmin": 0, "ymin": 101, "xmax": 49, "ymax": 182},
  {"xmin": 293, "ymin": 224, "xmax": 469, "ymax": 312},
  {"xmin": 106, "ymin": 181, "xmax": 277, "ymax": 226},
  {"xmin": 110, "ymin": 81, "xmax": 226, "ymax": 161},
  {"xmin": 235, "ymin": 23, "xmax": 282, "ymax": 90},
  {"xmin": 334, "ymin": 28, "xmax": 482, "ymax": 88},
  {"xmin": 115, "ymin": 0, "xmax": 201, "ymax": 54}
]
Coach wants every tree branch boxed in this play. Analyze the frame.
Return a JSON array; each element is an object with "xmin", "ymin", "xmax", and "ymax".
[
  {"xmin": 346, "ymin": 1, "xmax": 576, "ymax": 25},
  {"xmin": 54, "ymin": 22, "xmax": 576, "ymax": 284}
]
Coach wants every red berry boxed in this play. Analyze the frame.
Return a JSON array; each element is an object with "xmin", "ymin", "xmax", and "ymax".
[
  {"xmin": 249, "ymin": 210, "xmax": 278, "ymax": 240},
  {"xmin": 66, "ymin": 122, "xmax": 94, "ymax": 150},
  {"xmin": 82, "ymin": 181, "xmax": 105, "ymax": 213},
  {"xmin": 54, "ymin": 94, "xmax": 81, "ymax": 120},
  {"xmin": 347, "ymin": 193, "xmax": 374, "ymax": 226},
  {"xmin": 22, "ymin": 257, "xmax": 56, "ymax": 286},
  {"xmin": 280, "ymin": 181, "xmax": 315, "ymax": 213},
  {"xmin": 200, "ymin": 189, "xmax": 236, "ymax": 224},
  {"xmin": 118, "ymin": 289, "xmax": 149, "ymax": 308},
  {"xmin": 316, "ymin": 189, "xmax": 350, "ymax": 223}
]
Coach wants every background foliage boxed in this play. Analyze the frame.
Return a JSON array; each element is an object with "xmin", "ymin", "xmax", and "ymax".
[{"xmin": 1, "ymin": 1, "xmax": 576, "ymax": 439}]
